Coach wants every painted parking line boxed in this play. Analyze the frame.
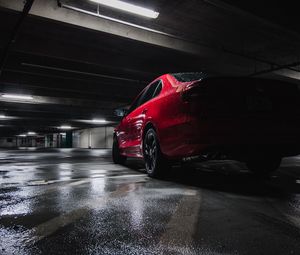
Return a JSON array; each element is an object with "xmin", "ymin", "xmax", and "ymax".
[
  {"xmin": 23, "ymin": 182, "xmax": 141, "ymax": 245},
  {"xmin": 24, "ymin": 208, "xmax": 90, "ymax": 245},
  {"xmin": 265, "ymin": 196, "xmax": 300, "ymax": 232},
  {"xmin": 159, "ymin": 189, "xmax": 201, "ymax": 247},
  {"xmin": 1, "ymin": 173, "xmax": 146, "ymax": 188},
  {"xmin": 0, "ymin": 174, "xmax": 147, "ymax": 213}
]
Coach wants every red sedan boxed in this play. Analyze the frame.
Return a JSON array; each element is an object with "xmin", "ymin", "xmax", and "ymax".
[{"xmin": 113, "ymin": 72, "xmax": 300, "ymax": 177}]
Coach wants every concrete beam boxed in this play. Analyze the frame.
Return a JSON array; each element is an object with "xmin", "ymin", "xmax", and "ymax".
[
  {"xmin": 0, "ymin": 0, "xmax": 217, "ymax": 57},
  {"xmin": 273, "ymin": 69, "xmax": 300, "ymax": 81},
  {"xmin": 2, "ymin": 0, "xmax": 300, "ymax": 84}
]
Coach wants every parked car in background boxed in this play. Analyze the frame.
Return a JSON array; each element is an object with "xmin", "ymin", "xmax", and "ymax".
[{"xmin": 113, "ymin": 72, "xmax": 300, "ymax": 177}]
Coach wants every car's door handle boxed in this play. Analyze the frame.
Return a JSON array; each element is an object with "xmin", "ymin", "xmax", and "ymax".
[{"xmin": 142, "ymin": 108, "xmax": 148, "ymax": 114}]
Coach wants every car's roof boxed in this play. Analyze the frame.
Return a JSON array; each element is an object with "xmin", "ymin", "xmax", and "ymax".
[
  {"xmin": 170, "ymin": 72, "xmax": 213, "ymax": 82},
  {"xmin": 169, "ymin": 72, "xmax": 297, "ymax": 86}
]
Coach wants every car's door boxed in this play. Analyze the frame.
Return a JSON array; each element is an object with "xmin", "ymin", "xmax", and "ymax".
[
  {"xmin": 126, "ymin": 80, "xmax": 162, "ymax": 157},
  {"xmin": 117, "ymin": 91, "xmax": 145, "ymax": 152}
]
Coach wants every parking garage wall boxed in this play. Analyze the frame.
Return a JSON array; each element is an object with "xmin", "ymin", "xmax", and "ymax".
[
  {"xmin": 0, "ymin": 137, "xmax": 46, "ymax": 148},
  {"xmin": 0, "ymin": 137, "xmax": 17, "ymax": 148},
  {"xmin": 72, "ymin": 127, "xmax": 114, "ymax": 149}
]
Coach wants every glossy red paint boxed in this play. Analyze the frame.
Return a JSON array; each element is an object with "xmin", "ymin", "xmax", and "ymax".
[
  {"xmin": 114, "ymin": 73, "xmax": 300, "ymax": 161},
  {"xmin": 115, "ymin": 74, "xmax": 190, "ymax": 159}
]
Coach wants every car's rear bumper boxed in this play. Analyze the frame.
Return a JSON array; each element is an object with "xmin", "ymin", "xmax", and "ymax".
[{"xmin": 165, "ymin": 141, "xmax": 300, "ymax": 161}]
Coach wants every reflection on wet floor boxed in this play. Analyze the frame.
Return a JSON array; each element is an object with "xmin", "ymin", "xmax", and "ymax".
[{"xmin": 0, "ymin": 148, "xmax": 300, "ymax": 254}]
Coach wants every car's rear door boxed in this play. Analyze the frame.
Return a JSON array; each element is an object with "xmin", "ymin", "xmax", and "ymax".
[{"xmin": 126, "ymin": 80, "xmax": 162, "ymax": 157}]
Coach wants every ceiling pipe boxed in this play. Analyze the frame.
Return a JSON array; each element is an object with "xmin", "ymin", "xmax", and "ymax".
[
  {"xmin": 0, "ymin": 0, "xmax": 35, "ymax": 76},
  {"xmin": 250, "ymin": 60, "xmax": 300, "ymax": 77},
  {"xmin": 223, "ymin": 48, "xmax": 300, "ymax": 74}
]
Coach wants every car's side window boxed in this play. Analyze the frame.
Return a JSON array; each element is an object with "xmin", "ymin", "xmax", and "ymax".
[
  {"xmin": 152, "ymin": 81, "xmax": 162, "ymax": 98},
  {"xmin": 139, "ymin": 81, "xmax": 159, "ymax": 106},
  {"xmin": 139, "ymin": 80, "xmax": 162, "ymax": 106},
  {"xmin": 128, "ymin": 90, "xmax": 145, "ymax": 113},
  {"xmin": 128, "ymin": 80, "xmax": 162, "ymax": 114}
]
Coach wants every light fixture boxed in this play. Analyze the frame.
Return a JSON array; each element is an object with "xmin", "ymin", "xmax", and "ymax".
[
  {"xmin": 58, "ymin": 125, "xmax": 72, "ymax": 130},
  {"xmin": 27, "ymin": 132, "xmax": 36, "ymax": 135},
  {"xmin": 2, "ymin": 94, "xmax": 33, "ymax": 100},
  {"xmin": 60, "ymin": 3, "xmax": 169, "ymax": 36},
  {"xmin": 0, "ymin": 115, "xmax": 6, "ymax": 119},
  {"xmin": 92, "ymin": 118, "xmax": 107, "ymax": 124},
  {"xmin": 89, "ymin": 0, "xmax": 159, "ymax": 19},
  {"xmin": 19, "ymin": 134, "xmax": 27, "ymax": 137}
]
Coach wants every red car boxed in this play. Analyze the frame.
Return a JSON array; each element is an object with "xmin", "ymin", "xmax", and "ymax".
[{"xmin": 113, "ymin": 72, "xmax": 300, "ymax": 177}]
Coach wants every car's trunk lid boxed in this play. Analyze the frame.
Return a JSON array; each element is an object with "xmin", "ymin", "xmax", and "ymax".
[{"xmin": 186, "ymin": 77, "xmax": 300, "ymax": 118}]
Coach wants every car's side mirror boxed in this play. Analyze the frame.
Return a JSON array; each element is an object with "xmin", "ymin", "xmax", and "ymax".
[{"xmin": 114, "ymin": 108, "xmax": 128, "ymax": 118}]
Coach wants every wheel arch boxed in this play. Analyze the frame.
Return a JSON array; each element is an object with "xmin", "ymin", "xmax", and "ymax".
[
  {"xmin": 142, "ymin": 121, "xmax": 163, "ymax": 154},
  {"xmin": 143, "ymin": 122, "xmax": 157, "ymax": 140}
]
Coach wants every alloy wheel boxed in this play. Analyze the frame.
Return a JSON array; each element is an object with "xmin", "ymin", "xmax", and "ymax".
[{"xmin": 144, "ymin": 132, "xmax": 157, "ymax": 173}]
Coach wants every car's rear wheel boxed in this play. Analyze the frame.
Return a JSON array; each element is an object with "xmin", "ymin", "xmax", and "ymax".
[
  {"xmin": 246, "ymin": 155, "xmax": 281, "ymax": 176},
  {"xmin": 112, "ymin": 136, "xmax": 127, "ymax": 164},
  {"xmin": 143, "ymin": 128, "xmax": 169, "ymax": 178}
]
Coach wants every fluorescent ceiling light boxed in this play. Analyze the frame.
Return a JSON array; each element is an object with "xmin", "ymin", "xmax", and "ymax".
[
  {"xmin": 27, "ymin": 132, "xmax": 36, "ymax": 135},
  {"xmin": 58, "ymin": 125, "xmax": 72, "ymax": 130},
  {"xmin": 60, "ymin": 4, "xmax": 169, "ymax": 36},
  {"xmin": 2, "ymin": 94, "xmax": 33, "ymax": 100},
  {"xmin": 92, "ymin": 119, "xmax": 107, "ymax": 123},
  {"xmin": 19, "ymin": 134, "xmax": 27, "ymax": 137},
  {"xmin": 90, "ymin": 0, "xmax": 159, "ymax": 19},
  {"xmin": 0, "ymin": 115, "xmax": 6, "ymax": 119}
]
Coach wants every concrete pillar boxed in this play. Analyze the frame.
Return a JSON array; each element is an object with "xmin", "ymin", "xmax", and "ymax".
[{"xmin": 66, "ymin": 131, "xmax": 72, "ymax": 148}]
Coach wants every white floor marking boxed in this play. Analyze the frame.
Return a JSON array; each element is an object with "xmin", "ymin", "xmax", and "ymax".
[
  {"xmin": 24, "ymin": 208, "xmax": 90, "ymax": 245},
  {"xmin": 160, "ymin": 189, "xmax": 201, "ymax": 246},
  {"xmin": 23, "ymin": 182, "xmax": 140, "ymax": 245},
  {"xmin": 1, "ymin": 173, "xmax": 147, "ymax": 189}
]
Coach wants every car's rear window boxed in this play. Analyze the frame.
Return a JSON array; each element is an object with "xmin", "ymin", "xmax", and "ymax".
[{"xmin": 171, "ymin": 72, "xmax": 210, "ymax": 82}]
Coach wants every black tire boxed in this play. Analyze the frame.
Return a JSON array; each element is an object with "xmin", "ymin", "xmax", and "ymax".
[
  {"xmin": 246, "ymin": 155, "xmax": 281, "ymax": 176},
  {"xmin": 143, "ymin": 128, "xmax": 170, "ymax": 178},
  {"xmin": 112, "ymin": 136, "xmax": 127, "ymax": 164}
]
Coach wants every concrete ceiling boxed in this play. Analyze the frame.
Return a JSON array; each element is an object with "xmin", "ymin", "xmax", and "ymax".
[{"xmin": 0, "ymin": 0, "xmax": 300, "ymax": 136}]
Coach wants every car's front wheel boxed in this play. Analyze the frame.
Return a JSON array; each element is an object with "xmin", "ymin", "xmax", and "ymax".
[
  {"xmin": 143, "ymin": 128, "xmax": 169, "ymax": 178},
  {"xmin": 112, "ymin": 136, "xmax": 127, "ymax": 164}
]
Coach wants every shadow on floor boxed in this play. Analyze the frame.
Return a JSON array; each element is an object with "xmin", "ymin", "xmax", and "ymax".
[{"xmin": 126, "ymin": 159, "xmax": 300, "ymax": 197}]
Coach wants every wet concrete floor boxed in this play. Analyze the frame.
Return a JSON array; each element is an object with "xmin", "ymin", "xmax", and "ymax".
[{"xmin": 0, "ymin": 148, "xmax": 300, "ymax": 254}]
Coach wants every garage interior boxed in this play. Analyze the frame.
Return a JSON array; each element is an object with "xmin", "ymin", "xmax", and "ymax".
[{"xmin": 0, "ymin": 0, "xmax": 300, "ymax": 254}]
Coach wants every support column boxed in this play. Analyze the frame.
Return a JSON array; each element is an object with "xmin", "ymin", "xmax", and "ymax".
[{"xmin": 66, "ymin": 131, "xmax": 72, "ymax": 148}]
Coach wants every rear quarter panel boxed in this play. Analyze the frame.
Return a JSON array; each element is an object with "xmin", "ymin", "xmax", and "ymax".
[{"xmin": 155, "ymin": 75, "xmax": 191, "ymax": 158}]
